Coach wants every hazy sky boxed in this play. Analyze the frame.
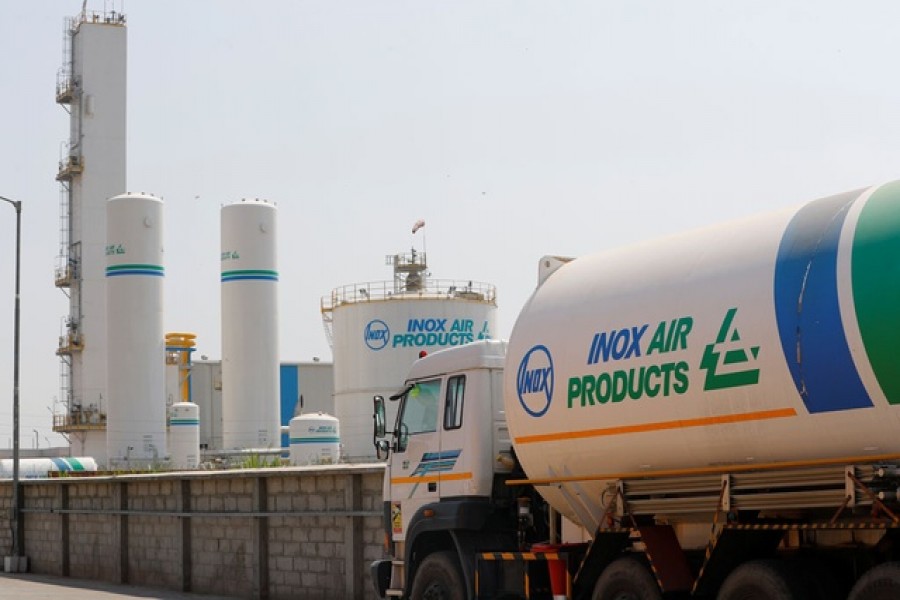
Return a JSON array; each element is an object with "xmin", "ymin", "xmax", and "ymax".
[{"xmin": 1, "ymin": 1, "xmax": 899, "ymax": 448}]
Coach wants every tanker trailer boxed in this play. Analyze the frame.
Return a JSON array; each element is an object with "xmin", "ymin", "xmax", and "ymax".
[{"xmin": 372, "ymin": 180, "xmax": 900, "ymax": 600}]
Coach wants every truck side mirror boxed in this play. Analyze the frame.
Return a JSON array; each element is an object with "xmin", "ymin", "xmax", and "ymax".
[{"xmin": 373, "ymin": 395, "xmax": 386, "ymax": 440}]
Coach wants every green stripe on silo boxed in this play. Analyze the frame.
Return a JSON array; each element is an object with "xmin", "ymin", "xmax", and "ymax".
[{"xmin": 853, "ymin": 180, "xmax": 900, "ymax": 405}]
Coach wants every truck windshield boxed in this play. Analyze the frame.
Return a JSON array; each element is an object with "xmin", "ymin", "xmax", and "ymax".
[{"xmin": 399, "ymin": 379, "xmax": 441, "ymax": 438}]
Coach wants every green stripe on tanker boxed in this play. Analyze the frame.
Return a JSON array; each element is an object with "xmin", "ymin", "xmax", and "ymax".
[{"xmin": 853, "ymin": 180, "xmax": 900, "ymax": 405}]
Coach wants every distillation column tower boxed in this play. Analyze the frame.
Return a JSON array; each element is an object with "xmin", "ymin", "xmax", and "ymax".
[{"xmin": 52, "ymin": 8, "xmax": 127, "ymax": 462}]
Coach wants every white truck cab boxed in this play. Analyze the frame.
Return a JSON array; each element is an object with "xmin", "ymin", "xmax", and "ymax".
[{"xmin": 372, "ymin": 340, "xmax": 542, "ymax": 600}]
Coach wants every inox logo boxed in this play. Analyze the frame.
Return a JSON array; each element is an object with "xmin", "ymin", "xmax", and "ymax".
[
  {"xmin": 517, "ymin": 344, "xmax": 554, "ymax": 417},
  {"xmin": 364, "ymin": 320, "xmax": 390, "ymax": 350}
]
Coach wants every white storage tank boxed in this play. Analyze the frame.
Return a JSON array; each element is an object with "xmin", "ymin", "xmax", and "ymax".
[
  {"xmin": 322, "ymin": 248, "xmax": 497, "ymax": 461},
  {"xmin": 221, "ymin": 199, "xmax": 280, "ymax": 450},
  {"xmin": 106, "ymin": 193, "xmax": 166, "ymax": 467},
  {"xmin": 290, "ymin": 412, "xmax": 341, "ymax": 465},
  {"xmin": 0, "ymin": 457, "xmax": 99, "ymax": 479},
  {"xmin": 169, "ymin": 402, "xmax": 200, "ymax": 470}
]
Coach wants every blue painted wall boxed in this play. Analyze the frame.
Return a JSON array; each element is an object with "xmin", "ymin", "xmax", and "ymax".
[{"xmin": 280, "ymin": 365, "xmax": 299, "ymax": 449}]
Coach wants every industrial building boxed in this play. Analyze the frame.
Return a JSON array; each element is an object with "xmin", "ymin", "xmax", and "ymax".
[{"xmin": 190, "ymin": 359, "xmax": 334, "ymax": 453}]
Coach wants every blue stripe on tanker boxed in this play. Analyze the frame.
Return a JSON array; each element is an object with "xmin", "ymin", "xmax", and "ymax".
[
  {"xmin": 50, "ymin": 457, "xmax": 70, "ymax": 472},
  {"xmin": 773, "ymin": 189, "xmax": 873, "ymax": 413}
]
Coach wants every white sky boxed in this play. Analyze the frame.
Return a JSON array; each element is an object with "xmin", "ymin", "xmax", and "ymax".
[{"xmin": 1, "ymin": 1, "xmax": 899, "ymax": 448}]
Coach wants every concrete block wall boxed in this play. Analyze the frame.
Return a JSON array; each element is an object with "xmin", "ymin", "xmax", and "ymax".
[
  {"xmin": 0, "ymin": 464, "xmax": 386, "ymax": 599},
  {"xmin": 66, "ymin": 481, "xmax": 120, "ymax": 582},
  {"xmin": 22, "ymin": 482, "xmax": 62, "ymax": 576},
  {"xmin": 128, "ymin": 479, "xmax": 182, "ymax": 590}
]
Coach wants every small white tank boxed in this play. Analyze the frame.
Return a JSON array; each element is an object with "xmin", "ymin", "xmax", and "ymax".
[
  {"xmin": 169, "ymin": 402, "xmax": 200, "ymax": 469},
  {"xmin": 289, "ymin": 413, "xmax": 341, "ymax": 465}
]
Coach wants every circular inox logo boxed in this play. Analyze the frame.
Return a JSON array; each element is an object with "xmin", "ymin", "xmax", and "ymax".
[
  {"xmin": 516, "ymin": 344, "xmax": 554, "ymax": 417},
  {"xmin": 364, "ymin": 320, "xmax": 390, "ymax": 350}
]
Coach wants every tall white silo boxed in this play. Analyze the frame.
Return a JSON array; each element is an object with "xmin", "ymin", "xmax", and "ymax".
[
  {"xmin": 221, "ymin": 200, "xmax": 280, "ymax": 450},
  {"xmin": 106, "ymin": 193, "xmax": 166, "ymax": 467},
  {"xmin": 322, "ymin": 248, "xmax": 498, "ymax": 461}
]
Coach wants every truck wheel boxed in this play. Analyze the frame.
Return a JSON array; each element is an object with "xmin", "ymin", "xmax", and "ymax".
[
  {"xmin": 848, "ymin": 562, "xmax": 900, "ymax": 600},
  {"xmin": 717, "ymin": 559, "xmax": 807, "ymax": 600},
  {"xmin": 592, "ymin": 556, "xmax": 662, "ymax": 600},
  {"xmin": 409, "ymin": 550, "xmax": 466, "ymax": 600}
]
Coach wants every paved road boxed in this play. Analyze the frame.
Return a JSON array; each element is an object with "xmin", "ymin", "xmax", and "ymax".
[{"xmin": 0, "ymin": 573, "xmax": 238, "ymax": 599}]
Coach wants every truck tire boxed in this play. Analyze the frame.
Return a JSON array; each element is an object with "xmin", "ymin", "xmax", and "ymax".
[
  {"xmin": 409, "ymin": 550, "xmax": 466, "ymax": 600},
  {"xmin": 592, "ymin": 556, "xmax": 662, "ymax": 600},
  {"xmin": 848, "ymin": 562, "xmax": 900, "ymax": 600},
  {"xmin": 717, "ymin": 559, "xmax": 808, "ymax": 600}
]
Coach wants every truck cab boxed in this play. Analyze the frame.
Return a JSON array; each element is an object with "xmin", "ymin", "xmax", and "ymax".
[{"xmin": 372, "ymin": 340, "xmax": 528, "ymax": 599}]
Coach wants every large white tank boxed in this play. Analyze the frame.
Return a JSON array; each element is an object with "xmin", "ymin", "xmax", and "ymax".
[
  {"xmin": 0, "ymin": 457, "xmax": 99, "ymax": 479},
  {"xmin": 221, "ymin": 199, "xmax": 280, "ymax": 450},
  {"xmin": 106, "ymin": 193, "xmax": 167, "ymax": 467},
  {"xmin": 169, "ymin": 402, "xmax": 200, "ymax": 469},
  {"xmin": 505, "ymin": 181, "xmax": 900, "ymax": 525},
  {"xmin": 289, "ymin": 412, "xmax": 341, "ymax": 465},
  {"xmin": 323, "ymin": 249, "xmax": 497, "ymax": 461}
]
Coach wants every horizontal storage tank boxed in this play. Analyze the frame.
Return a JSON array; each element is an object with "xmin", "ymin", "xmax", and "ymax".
[
  {"xmin": 323, "ymin": 248, "xmax": 497, "ymax": 461},
  {"xmin": 0, "ymin": 457, "xmax": 98, "ymax": 479},
  {"xmin": 505, "ymin": 181, "xmax": 900, "ymax": 525},
  {"xmin": 289, "ymin": 412, "xmax": 340, "ymax": 465}
]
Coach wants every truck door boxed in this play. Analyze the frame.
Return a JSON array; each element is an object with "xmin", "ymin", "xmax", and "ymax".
[
  {"xmin": 388, "ymin": 378, "xmax": 442, "ymax": 541},
  {"xmin": 437, "ymin": 374, "xmax": 471, "ymax": 498}
]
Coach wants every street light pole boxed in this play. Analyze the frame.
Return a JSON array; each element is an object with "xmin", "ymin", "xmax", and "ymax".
[{"xmin": 0, "ymin": 195, "xmax": 23, "ymax": 570}]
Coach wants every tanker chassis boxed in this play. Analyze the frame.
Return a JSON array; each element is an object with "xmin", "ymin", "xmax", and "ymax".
[{"xmin": 372, "ymin": 181, "xmax": 900, "ymax": 600}]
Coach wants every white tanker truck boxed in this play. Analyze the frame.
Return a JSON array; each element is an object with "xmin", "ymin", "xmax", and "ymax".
[{"xmin": 371, "ymin": 181, "xmax": 900, "ymax": 600}]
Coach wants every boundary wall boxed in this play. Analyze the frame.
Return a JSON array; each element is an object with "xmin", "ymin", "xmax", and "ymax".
[{"xmin": 0, "ymin": 464, "xmax": 386, "ymax": 599}]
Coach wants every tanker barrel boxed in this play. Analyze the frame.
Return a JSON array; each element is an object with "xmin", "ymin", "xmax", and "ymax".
[{"xmin": 504, "ymin": 181, "xmax": 900, "ymax": 527}]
